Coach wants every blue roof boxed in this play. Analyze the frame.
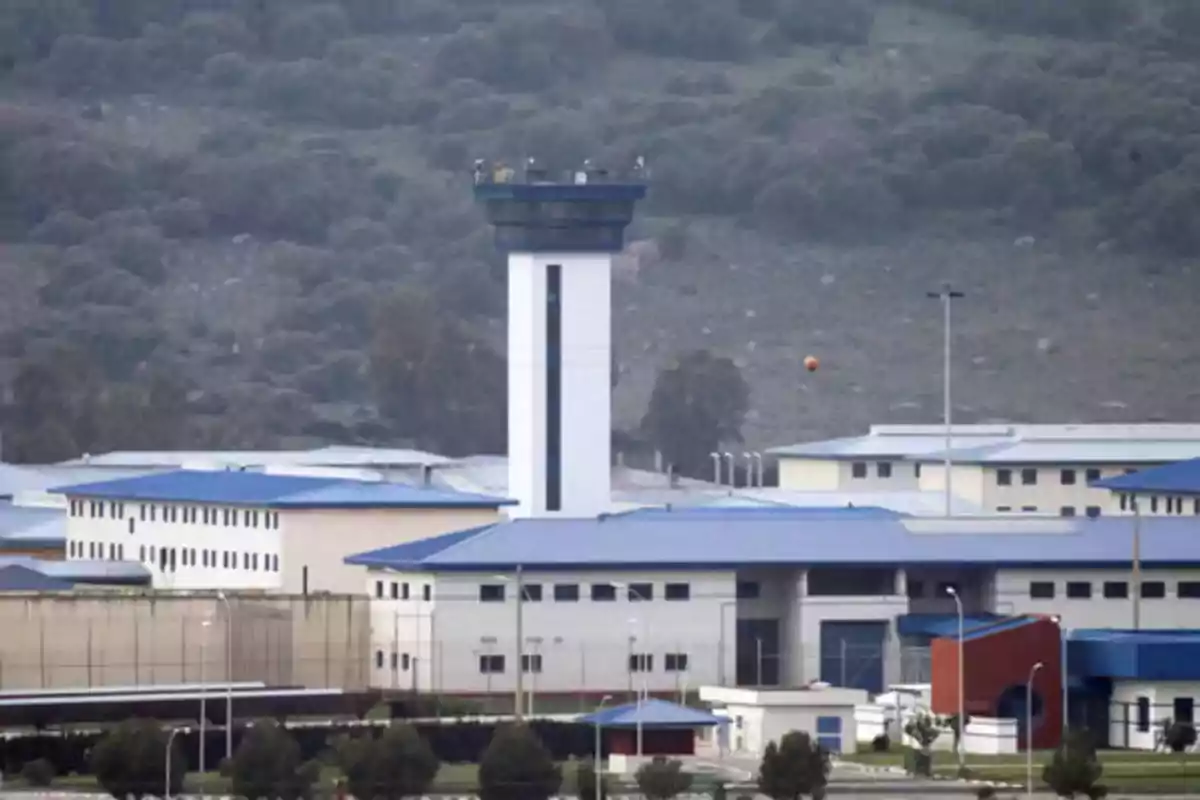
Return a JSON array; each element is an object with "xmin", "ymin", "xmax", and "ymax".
[
  {"xmin": 1068, "ymin": 629, "xmax": 1200, "ymax": 681},
  {"xmin": 948, "ymin": 615, "xmax": 1042, "ymax": 642},
  {"xmin": 0, "ymin": 504, "xmax": 65, "ymax": 547},
  {"xmin": 0, "ymin": 556, "xmax": 149, "ymax": 586},
  {"xmin": 1092, "ymin": 459, "xmax": 1200, "ymax": 495},
  {"xmin": 50, "ymin": 470, "xmax": 514, "ymax": 509},
  {"xmin": 896, "ymin": 613, "xmax": 1001, "ymax": 638},
  {"xmin": 625, "ymin": 506, "xmax": 906, "ymax": 520},
  {"xmin": 578, "ymin": 699, "xmax": 720, "ymax": 728},
  {"xmin": 0, "ymin": 565, "xmax": 74, "ymax": 591},
  {"xmin": 343, "ymin": 512, "xmax": 1200, "ymax": 571}
]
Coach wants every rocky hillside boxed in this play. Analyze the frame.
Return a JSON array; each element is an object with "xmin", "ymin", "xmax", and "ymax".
[{"xmin": 1, "ymin": 0, "xmax": 1199, "ymax": 463}]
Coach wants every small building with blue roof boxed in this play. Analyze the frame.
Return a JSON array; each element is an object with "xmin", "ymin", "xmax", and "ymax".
[
  {"xmin": 578, "ymin": 699, "xmax": 721, "ymax": 762},
  {"xmin": 1092, "ymin": 458, "xmax": 1200, "ymax": 517},
  {"xmin": 52, "ymin": 469, "xmax": 513, "ymax": 595},
  {"xmin": 343, "ymin": 505, "xmax": 1200, "ymax": 712}
]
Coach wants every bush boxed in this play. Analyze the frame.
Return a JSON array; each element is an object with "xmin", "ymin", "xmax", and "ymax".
[
  {"xmin": 478, "ymin": 724, "xmax": 562, "ymax": 800},
  {"xmin": 1165, "ymin": 721, "xmax": 1198, "ymax": 753},
  {"xmin": 1042, "ymin": 730, "xmax": 1104, "ymax": 799},
  {"xmin": 20, "ymin": 758, "xmax": 55, "ymax": 787},
  {"xmin": 228, "ymin": 719, "xmax": 319, "ymax": 800},
  {"xmin": 975, "ymin": 786, "xmax": 996, "ymax": 800},
  {"xmin": 90, "ymin": 718, "xmax": 185, "ymax": 799},
  {"xmin": 757, "ymin": 731, "xmax": 828, "ymax": 800},
  {"xmin": 336, "ymin": 724, "xmax": 440, "ymax": 800},
  {"xmin": 636, "ymin": 757, "xmax": 693, "ymax": 800},
  {"xmin": 870, "ymin": 733, "xmax": 890, "ymax": 752}
]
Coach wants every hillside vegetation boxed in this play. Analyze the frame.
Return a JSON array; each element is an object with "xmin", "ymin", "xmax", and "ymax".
[{"xmin": 1, "ymin": 0, "xmax": 1199, "ymax": 471}]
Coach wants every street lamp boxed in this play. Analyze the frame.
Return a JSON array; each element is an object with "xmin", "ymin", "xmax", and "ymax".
[
  {"xmin": 199, "ymin": 618, "xmax": 212, "ymax": 776},
  {"xmin": 717, "ymin": 601, "xmax": 736, "ymax": 685},
  {"xmin": 1026, "ymin": 661, "xmax": 1044, "ymax": 800},
  {"xmin": 593, "ymin": 694, "xmax": 612, "ymax": 800},
  {"xmin": 608, "ymin": 581, "xmax": 650, "ymax": 758},
  {"xmin": 946, "ymin": 585, "xmax": 965, "ymax": 770},
  {"xmin": 165, "ymin": 727, "xmax": 181, "ymax": 800},
  {"xmin": 1051, "ymin": 615, "xmax": 1069, "ymax": 746},
  {"xmin": 926, "ymin": 283, "xmax": 964, "ymax": 518},
  {"xmin": 492, "ymin": 568, "xmax": 528, "ymax": 721},
  {"xmin": 216, "ymin": 591, "xmax": 232, "ymax": 762}
]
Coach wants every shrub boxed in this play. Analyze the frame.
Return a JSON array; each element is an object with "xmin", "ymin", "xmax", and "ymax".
[
  {"xmin": 20, "ymin": 758, "xmax": 55, "ymax": 787},
  {"xmin": 636, "ymin": 757, "xmax": 693, "ymax": 800},
  {"xmin": 228, "ymin": 719, "xmax": 319, "ymax": 800},
  {"xmin": 477, "ymin": 724, "xmax": 562, "ymax": 800},
  {"xmin": 870, "ymin": 733, "xmax": 890, "ymax": 752},
  {"xmin": 90, "ymin": 719, "xmax": 185, "ymax": 799}
]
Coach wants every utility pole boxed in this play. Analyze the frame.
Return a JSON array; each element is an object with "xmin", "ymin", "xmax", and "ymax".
[
  {"xmin": 926, "ymin": 283, "xmax": 964, "ymax": 517},
  {"xmin": 514, "ymin": 564, "xmax": 525, "ymax": 721}
]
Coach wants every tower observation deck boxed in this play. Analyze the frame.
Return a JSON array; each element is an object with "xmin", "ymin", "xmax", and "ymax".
[{"xmin": 473, "ymin": 161, "xmax": 648, "ymax": 518}]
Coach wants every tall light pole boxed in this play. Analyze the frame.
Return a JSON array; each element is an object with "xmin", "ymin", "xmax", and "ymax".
[
  {"xmin": 216, "ymin": 591, "xmax": 232, "ymax": 761},
  {"xmin": 1052, "ymin": 616, "xmax": 1069, "ymax": 746},
  {"xmin": 165, "ymin": 727, "xmax": 181, "ymax": 800},
  {"xmin": 946, "ymin": 585, "xmax": 965, "ymax": 770},
  {"xmin": 1026, "ymin": 661, "xmax": 1044, "ymax": 800},
  {"xmin": 1131, "ymin": 496, "xmax": 1142, "ymax": 630},
  {"xmin": 609, "ymin": 581, "xmax": 650, "ymax": 758},
  {"xmin": 494, "ymin": 568, "xmax": 528, "ymax": 721},
  {"xmin": 926, "ymin": 283, "xmax": 964, "ymax": 518},
  {"xmin": 594, "ymin": 693, "xmax": 612, "ymax": 800},
  {"xmin": 199, "ymin": 618, "xmax": 212, "ymax": 776}
]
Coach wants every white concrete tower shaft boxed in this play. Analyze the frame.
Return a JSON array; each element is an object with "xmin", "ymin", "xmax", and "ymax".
[
  {"xmin": 474, "ymin": 167, "xmax": 646, "ymax": 518},
  {"xmin": 508, "ymin": 252, "xmax": 612, "ymax": 517}
]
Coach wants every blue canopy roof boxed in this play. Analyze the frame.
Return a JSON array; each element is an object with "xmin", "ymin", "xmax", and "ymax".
[
  {"xmin": 1092, "ymin": 459, "xmax": 1200, "ymax": 496},
  {"xmin": 578, "ymin": 699, "xmax": 720, "ymax": 728}
]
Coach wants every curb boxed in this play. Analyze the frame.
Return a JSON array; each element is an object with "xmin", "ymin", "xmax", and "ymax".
[{"xmin": 832, "ymin": 760, "xmax": 1022, "ymax": 789}]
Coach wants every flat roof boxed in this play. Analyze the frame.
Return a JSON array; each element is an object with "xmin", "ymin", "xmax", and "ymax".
[
  {"xmin": 51, "ymin": 470, "xmax": 514, "ymax": 509},
  {"xmin": 344, "ymin": 509, "xmax": 1200, "ymax": 571}
]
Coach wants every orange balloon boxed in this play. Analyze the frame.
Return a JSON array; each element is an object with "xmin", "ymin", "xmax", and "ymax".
[{"xmin": 804, "ymin": 355, "xmax": 820, "ymax": 372}]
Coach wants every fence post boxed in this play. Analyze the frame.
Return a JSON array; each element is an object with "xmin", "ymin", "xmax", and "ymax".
[
  {"xmin": 133, "ymin": 613, "xmax": 140, "ymax": 686},
  {"xmin": 181, "ymin": 615, "xmax": 188, "ymax": 684},
  {"xmin": 39, "ymin": 619, "xmax": 46, "ymax": 688},
  {"xmin": 87, "ymin": 619, "xmax": 93, "ymax": 687}
]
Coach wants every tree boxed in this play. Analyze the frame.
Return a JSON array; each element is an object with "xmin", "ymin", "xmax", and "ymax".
[
  {"xmin": 903, "ymin": 713, "xmax": 942, "ymax": 777},
  {"xmin": 336, "ymin": 724, "xmax": 440, "ymax": 800},
  {"xmin": 640, "ymin": 349, "xmax": 750, "ymax": 479},
  {"xmin": 635, "ymin": 756, "xmax": 693, "ymax": 800},
  {"xmin": 1041, "ymin": 729, "xmax": 1105, "ymax": 799},
  {"xmin": 575, "ymin": 760, "xmax": 609, "ymax": 800},
  {"xmin": 227, "ymin": 719, "xmax": 319, "ymax": 800},
  {"xmin": 477, "ymin": 724, "xmax": 562, "ymax": 800},
  {"xmin": 757, "ymin": 731, "xmax": 829, "ymax": 800},
  {"xmin": 1164, "ymin": 721, "xmax": 1197, "ymax": 776},
  {"xmin": 90, "ymin": 718, "xmax": 184, "ymax": 800}
]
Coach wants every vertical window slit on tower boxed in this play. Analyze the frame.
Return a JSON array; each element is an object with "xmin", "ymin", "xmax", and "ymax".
[{"xmin": 546, "ymin": 264, "xmax": 562, "ymax": 511}]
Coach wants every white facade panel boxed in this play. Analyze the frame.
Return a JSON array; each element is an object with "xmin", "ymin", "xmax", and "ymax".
[{"xmin": 506, "ymin": 252, "xmax": 613, "ymax": 518}]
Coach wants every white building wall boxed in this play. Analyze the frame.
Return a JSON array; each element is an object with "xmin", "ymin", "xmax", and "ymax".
[
  {"xmin": 1109, "ymin": 681, "xmax": 1200, "ymax": 751},
  {"xmin": 370, "ymin": 568, "xmax": 736, "ymax": 696},
  {"xmin": 366, "ymin": 570, "xmax": 436, "ymax": 692},
  {"xmin": 65, "ymin": 499, "xmax": 281, "ymax": 591},
  {"xmin": 507, "ymin": 252, "xmax": 613, "ymax": 519},
  {"xmin": 994, "ymin": 567, "xmax": 1200, "ymax": 629}
]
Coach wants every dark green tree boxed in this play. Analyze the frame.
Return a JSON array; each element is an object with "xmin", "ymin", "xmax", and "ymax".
[
  {"xmin": 228, "ymin": 719, "xmax": 319, "ymax": 800},
  {"xmin": 902, "ymin": 713, "xmax": 942, "ymax": 777},
  {"xmin": 1042, "ymin": 729, "xmax": 1105, "ymax": 799},
  {"xmin": 477, "ymin": 724, "xmax": 562, "ymax": 800},
  {"xmin": 757, "ymin": 731, "xmax": 830, "ymax": 800},
  {"xmin": 640, "ymin": 349, "xmax": 750, "ymax": 479},
  {"xmin": 635, "ymin": 756, "xmax": 693, "ymax": 800},
  {"xmin": 1164, "ymin": 721, "xmax": 1197, "ymax": 777},
  {"xmin": 89, "ymin": 719, "xmax": 184, "ymax": 800},
  {"xmin": 575, "ymin": 760, "xmax": 609, "ymax": 800},
  {"xmin": 336, "ymin": 724, "xmax": 440, "ymax": 800}
]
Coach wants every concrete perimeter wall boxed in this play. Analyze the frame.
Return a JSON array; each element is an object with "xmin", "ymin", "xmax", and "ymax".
[{"xmin": 0, "ymin": 593, "xmax": 369, "ymax": 692}]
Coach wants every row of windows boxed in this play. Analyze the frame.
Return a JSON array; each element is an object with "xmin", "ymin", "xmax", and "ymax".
[
  {"xmin": 374, "ymin": 580, "xmax": 432, "ymax": 602},
  {"xmin": 374, "ymin": 651, "xmax": 414, "ymax": 671},
  {"xmin": 1119, "ymin": 495, "xmax": 1200, "ymax": 516},
  {"xmin": 475, "ymin": 652, "xmax": 690, "ymax": 675},
  {"xmin": 1135, "ymin": 696, "xmax": 1194, "ymax": 731},
  {"xmin": 479, "ymin": 581, "xmax": 692, "ymax": 603},
  {"xmin": 67, "ymin": 540, "xmax": 278, "ymax": 573},
  {"xmin": 849, "ymin": 462, "xmax": 1140, "ymax": 487},
  {"xmin": 1027, "ymin": 579, "xmax": 1200, "ymax": 600},
  {"xmin": 69, "ymin": 500, "xmax": 280, "ymax": 529},
  {"xmin": 71, "ymin": 541, "xmax": 128, "ymax": 561},
  {"xmin": 992, "ymin": 505, "xmax": 1105, "ymax": 516}
]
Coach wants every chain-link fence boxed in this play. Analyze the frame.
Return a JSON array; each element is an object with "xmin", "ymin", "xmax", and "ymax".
[{"xmin": 0, "ymin": 593, "xmax": 371, "ymax": 691}]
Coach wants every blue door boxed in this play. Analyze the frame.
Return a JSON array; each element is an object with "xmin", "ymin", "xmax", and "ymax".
[
  {"xmin": 816, "ymin": 716, "xmax": 842, "ymax": 752},
  {"xmin": 820, "ymin": 620, "xmax": 887, "ymax": 694}
]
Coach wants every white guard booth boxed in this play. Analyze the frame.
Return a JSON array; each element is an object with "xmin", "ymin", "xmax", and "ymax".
[{"xmin": 698, "ymin": 684, "xmax": 869, "ymax": 757}]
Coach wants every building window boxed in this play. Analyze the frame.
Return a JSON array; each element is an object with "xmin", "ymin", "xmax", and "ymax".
[
  {"xmin": 628, "ymin": 583, "xmax": 653, "ymax": 601},
  {"xmin": 591, "ymin": 584, "xmax": 617, "ymax": 602},
  {"xmin": 1060, "ymin": 506, "xmax": 1076, "ymax": 517},
  {"xmin": 390, "ymin": 582, "xmax": 398, "ymax": 599},
  {"xmin": 1178, "ymin": 581, "xmax": 1200, "ymax": 599},
  {"xmin": 906, "ymin": 579, "xmax": 924, "ymax": 599},
  {"xmin": 851, "ymin": 462, "xmax": 867, "ymax": 479},
  {"xmin": 375, "ymin": 650, "xmax": 384, "ymax": 669},
  {"xmin": 139, "ymin": 545, "xmax": 145, "ymax": 561},
  {"xmin": 479, "ymin": 654, "xmax": 505, "ymax": 674},
  {"xmin": 1085, "ymin": 506, "xmax": 1101, "ymax": 518},
  {"xmin": 996, "ymin": 469, "xmax": 1012, "ymax": 486},
  {"xmin": 399, "ymin": 582, "xmax": 409, "ymax": 600},
  {"xmin": 243, "ymin": 553, "xmax": 249, "ymax": 569},
  {"xmin": 390, "ymin": 652, "xmax": 398, "ymax": 670},
  {"xmin": 1104, "ymin": 581, "xmax": 1128, "ymax": 599},
  {"xmin": 1021, "ymin": 505, "xmax": 1038, "ymax": 512},
  {"xmin": 1141, "ymin": 581, "xmax": 1166, "ymax": 599},
  {"xmin": 1136, "ymin": 697, "xmax": 1150, "ymax": 732},
  {"xmin": 1021, "ymin": 468, "xmax": 1038, "ymax": 486},
  {"xmin": 522, "ymin": 584, "xmax": 543, "ymax": 602},
  {"xmin": 1085, "ymin": 468, "xmax": 1101, "ymax": 483},
  {"xmin": 1174, "ymin": 697, "xmax": 1195, "ymax": 725},
  {"xmin": 877, "ymin": 462, "xmax": 892, "ymax": 478},
  {"xmin": 422, "ymin": 584, "xmax": 431, "ymax": 600},
  {"xmin": 479, "ymin": 584, "xmax": 506, "ymax": 602},
  {"xmin": 1066, "ymin": 582, "xmax": 1092, "ymax": 599},
  {"xmin": 1150, "ymin": 497, "xmax": 1159, "ymax": 513},
  {"xmin": 665, "ymin": 653, "xmax": 689, "ymax": 672},
  {"xmin": 664, "ymin": 582, "xmax": 690, "ymax": 601},
  {"xmin": 736, "ymin": 581, "xmax": 760, "ymax": 599},
  {"xmin": 914, "ymin": 463, "xmax": 922, "ymax": 478},
  {"xmin": 628, "ymin": 653, "xmax": 653, "ymax": 672},
  {"xmin": 1060, "ymin": 469, "xmax": 1076, "ymax": 485},
  {"xmin": 1029, "ymin": 581, "xmax": 1055, "ymax": 599},
  {"xmin": 1194, "ymin": 499, "xmax": 1200, "ymax": 515},
  {"xmin": 521, "ymin": 654, "xmax": 543, "ymax": 673},
  {"xmin": 1120, "ymin": 495, "xmax": 1129, "ymax": 511},
  {"xmin": 996, "ymin": 506, "xmax": 1012, "ymax": 512},
  {"xmin": 402, "ymin": 653, "xmax": 411, "ymax": 670},
  {"xmin": 554, "ymin": 583, "xmax": 580, "ymax": 602}
]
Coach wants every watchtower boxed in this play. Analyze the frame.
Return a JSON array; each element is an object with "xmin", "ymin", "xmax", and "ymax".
[{"xmin": 473, "ymin": 160, "xmax": 648, "ymax": 518}]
